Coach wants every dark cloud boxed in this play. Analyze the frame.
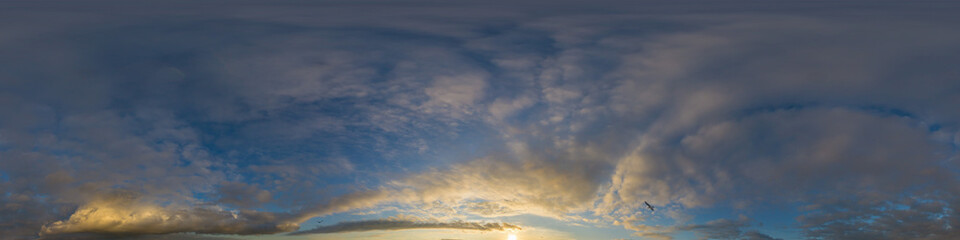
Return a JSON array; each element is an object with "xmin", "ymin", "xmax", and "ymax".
[
  {"xmin": 677, "ymin": 216, "xmax": 781, "ymax": 240},
  {"xmin": 289, "ymin": 216, "xmax": 520, "ymax": 235},
  {"xmin": 38, "ymin": 233, "xmax": 239, "ymax": 240},
  {"xmin": 742, "ymin": 231, "xmax": 781, "ymax": 240},
  {"xmin": 679, "ymin": 218, "xmax": 750, "ymax": 240},
  {"xmin": 798, "ymin": 195, "xmax": 960, "ymax": 240}
]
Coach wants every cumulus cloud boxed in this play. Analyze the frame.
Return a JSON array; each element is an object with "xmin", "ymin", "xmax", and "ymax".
[
  {"xmin": 289, "ymin": 215, "xmax": 520, "ymax": 235},
  {"xmin": 40, "ymin": 191, "xmax": 299, "ymax": 236}
]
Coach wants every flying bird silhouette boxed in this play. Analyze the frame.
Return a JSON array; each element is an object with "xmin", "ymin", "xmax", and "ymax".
[{"xmin": 644, "ymin": 201, "xmax": 655, "ymax": 211}]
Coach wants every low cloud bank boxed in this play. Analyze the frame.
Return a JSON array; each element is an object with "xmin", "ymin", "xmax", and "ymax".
[
  {"xmin": 289, "ymin": 215, "xmax": 520, "ymax": 235},
  {"xmin": 40, "ymin": 193, "xmax": 300, "ymax": 236}
]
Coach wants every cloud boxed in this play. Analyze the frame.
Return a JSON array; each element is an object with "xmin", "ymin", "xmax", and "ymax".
[
  {"xmin": 488, "ymin": 96, "xmax": 535, "ymax": 121},
  {"xmin": 40, "ymin": 191, "xmax": 300, "ymax": 236},
  {"xmin": 389, "ymin": 155, "xmax": 606, "ymax": 218},
  {"xmin": 583, "ymin": 13, "xmax": 960, "ymax": 238},
  {"xmin": 2, "ymin": 1, "xmax": 960, "ymax": 239},
  {"xmin": 604, "ymin": 107, "xmax": 950, "ymax": 208},
  {"xmin": 215, "ymin": 182, "xmax": 272, "ymax": 209},
  {"xmin": 289, "ymin": 152, "xmax": 608, "ymax": 224},
  {"xmin": 678, "ymin": 217, "xmax": 751, "ymax": 240},
  {"xmin": 0, "ymin": 109, "xmax": 233, "ymax": 238},
  {"xmin": 423, "ymin": 73, "xmax": 489, "ymax": 117},
  {"xmin": 676, "ymin": 216, "xmax": 783, "ymax": 240},
  {"xmin": 289, "ymin": 215, "xmax": 520, "ymax": 235},
  {"xmin": 797, "ymin": 195, "xmax": 960, "ymax": 240},
  {"xmin": 742, "ymin": 231, "xmax": 782, "ymax": 240},
  {"xmin": 615, "ymin": 216, "xmax": 781, "ymax": 240},
  {"xmin": 38, "ymin": 233, "xmax": 240, "ymax": 240}
]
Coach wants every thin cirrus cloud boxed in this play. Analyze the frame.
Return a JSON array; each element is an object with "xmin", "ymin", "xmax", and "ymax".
[{"xmin": 2, "ymin": 1, "xmax": 960, "ymax": 240}]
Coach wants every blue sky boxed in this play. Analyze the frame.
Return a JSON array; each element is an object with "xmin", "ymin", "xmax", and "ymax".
[{"xmin": 2, "ymin": 1, "xmax": 960, "ymax": 240}]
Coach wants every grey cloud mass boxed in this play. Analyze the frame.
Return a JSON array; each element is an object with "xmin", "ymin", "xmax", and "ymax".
[
  {"xmin": 2, "ymin": 0, "xmax": 960, "ymax": 239},
  {"xmin": 38, "ymin": 233, "xmax": 240, "ymax": 240},
  {"xmin": 677, "ymin": 216, "xmax": 780, "ymax": 240}
]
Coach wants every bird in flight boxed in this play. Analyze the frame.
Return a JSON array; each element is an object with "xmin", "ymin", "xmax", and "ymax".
[
  {"xmin": 317, "ymin": 220, "xmax": 324, "ymax": 224},
  {"xmin": 644, "ymin": 201, "xmax": 655, "ymax": 211}
]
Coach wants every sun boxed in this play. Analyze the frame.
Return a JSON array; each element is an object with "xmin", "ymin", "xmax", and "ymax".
[{"xmin": 507, "ymin": 233, "xmax": 518, "ymax": 240}]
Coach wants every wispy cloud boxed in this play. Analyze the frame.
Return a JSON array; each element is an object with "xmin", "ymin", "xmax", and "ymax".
[{"xmin": 289, "ymin": 215, "xmax": 520, "ymax": 235}]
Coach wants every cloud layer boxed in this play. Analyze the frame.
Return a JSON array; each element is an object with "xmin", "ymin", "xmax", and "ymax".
[
  {"xmin": 2, "ymin": 1, "xmax": 960, "ymax": 239},
  {"xmin": 290, "ymin": 215, "xmax": 520, "ymax": 235},
  {"xmin": 40, "ymin": 191, "xmax": 299, "ymax": 236}
]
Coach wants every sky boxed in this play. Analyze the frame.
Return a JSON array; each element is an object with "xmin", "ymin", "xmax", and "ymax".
[{"xmin": 2, "ymin": 1, "xmax": 960, "ymax": 240}]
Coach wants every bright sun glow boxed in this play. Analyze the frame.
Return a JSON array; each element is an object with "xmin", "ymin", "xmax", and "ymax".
[{"xmin": 507, "ymin": 234, "xmax": 518, "ymax": 240}]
